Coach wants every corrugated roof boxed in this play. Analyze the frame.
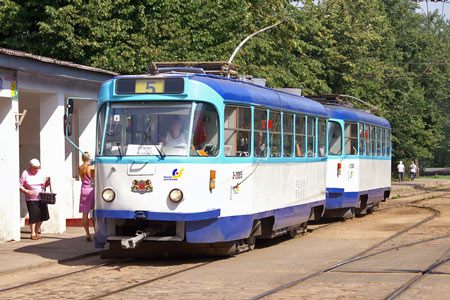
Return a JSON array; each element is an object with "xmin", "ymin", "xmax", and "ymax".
[{"xmin": 0, "ymin": 47, "xmax": 118, "ymax": 76}]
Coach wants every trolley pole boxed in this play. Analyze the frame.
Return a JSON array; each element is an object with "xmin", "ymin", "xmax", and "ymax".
[{"xmin": 227, "ymin": 20, "xmax": 285, "ymax": 77}]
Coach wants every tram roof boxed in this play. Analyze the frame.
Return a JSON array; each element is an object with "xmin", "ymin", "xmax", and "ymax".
[
  {"xmin": 191, "ymin": 75, "xmax": 328, "ymax": 116},
  {"xmin": 325, "ymin": 104, "xmax": 391, "ymax": 128}
]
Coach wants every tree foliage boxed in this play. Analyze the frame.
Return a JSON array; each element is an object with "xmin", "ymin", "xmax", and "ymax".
[{"xmin": 0, "ymin": 0, "xmax": 449, "ymax": 168}]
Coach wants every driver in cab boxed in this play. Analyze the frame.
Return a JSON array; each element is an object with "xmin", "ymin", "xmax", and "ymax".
[{"xmin": 161, "ymin": 116, "xmax": 188, "ymax": 148}]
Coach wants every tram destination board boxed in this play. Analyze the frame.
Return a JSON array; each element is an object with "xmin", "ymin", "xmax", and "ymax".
[{"xmin": 115, "ymin": 77, "xmax": 184, "ymax": 94}]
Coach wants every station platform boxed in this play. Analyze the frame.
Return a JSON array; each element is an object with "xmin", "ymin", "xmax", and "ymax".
[{"xmin": 0, "ymin": 178, "xmax": 448, "ymax": 276}]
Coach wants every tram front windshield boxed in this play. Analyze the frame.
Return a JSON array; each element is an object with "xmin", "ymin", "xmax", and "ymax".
[{"xmin": 99, "ymin": 102, "xmax": 219, "ymax": 157}]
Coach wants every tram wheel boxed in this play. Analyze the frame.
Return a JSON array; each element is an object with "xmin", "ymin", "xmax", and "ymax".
[{"xmin": 288, "ymin": 223, "xmax": 307, "ymax": 238}]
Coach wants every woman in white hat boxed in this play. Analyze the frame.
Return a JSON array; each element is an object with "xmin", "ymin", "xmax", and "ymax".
[{"xmin": 19, "ymin": 159, "xmax": 50, "ymax": 240}]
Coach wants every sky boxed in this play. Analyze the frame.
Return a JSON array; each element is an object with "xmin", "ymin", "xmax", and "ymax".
[
  {"xmin": 416, "ymin": 1, "xmax": 450, "ymax": 21},
  {"xmin": 293, "ymin": 1, "xmax": 450, "ymax": 21}
]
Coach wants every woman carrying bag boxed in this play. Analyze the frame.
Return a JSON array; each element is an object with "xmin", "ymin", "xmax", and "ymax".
[{"xmin": 19, "ymin": 158, "xmax": 50, "ymax": 240}]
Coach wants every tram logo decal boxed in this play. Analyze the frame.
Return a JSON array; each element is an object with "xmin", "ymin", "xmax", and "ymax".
[
  {"xmin": 164, "ymin": 168, "xmax": 184, "ymax": 181},
  {"xmin": 131, "ymin": 179, "xmax": 153, "ymax": 192}
]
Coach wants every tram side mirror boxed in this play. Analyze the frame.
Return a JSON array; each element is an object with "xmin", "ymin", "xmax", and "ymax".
[
  {"xmin": 67, "ymin": 98, "xmax": 74, "ymax": 114},
  {"xmin": 64, "ymin": 114, "xmax": 72, "ymax": 137},
  {"xmin": 65, "ymin": 98, "xmax": 74, "ymax": 136}
]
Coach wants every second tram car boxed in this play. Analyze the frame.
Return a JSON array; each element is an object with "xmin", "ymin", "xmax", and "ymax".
[{"xmin": 324, "ymin": 104, "xmax": 391, "ymax": 218}]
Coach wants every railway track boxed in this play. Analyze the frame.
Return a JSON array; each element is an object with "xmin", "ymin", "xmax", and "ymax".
[
  {"xmin": 1, "ymin": 186, "xmax": 449, "ymax": 299},
  {"xmin": 248, "ymin": 189, "xmax": 450, "ymax": 299}
]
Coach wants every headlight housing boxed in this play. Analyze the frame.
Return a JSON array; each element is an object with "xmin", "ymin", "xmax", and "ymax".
[
  {"xmin": 169, "ymin": 188, "xmax": 183, "ymax": 203},
  {"xmin": 102, "ymin": 188, "xmax": 116, "ymax": 202}
]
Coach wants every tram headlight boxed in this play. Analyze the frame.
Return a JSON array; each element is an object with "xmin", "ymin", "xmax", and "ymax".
[
  {"xmin": 102, "ymin": 188, "xmax": 116, "ymax": 202},
  {"xmin": 169, "ymin": 188, "xmax": 183, "ymax": 203}
]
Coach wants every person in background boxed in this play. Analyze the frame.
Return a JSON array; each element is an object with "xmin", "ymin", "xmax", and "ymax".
[
  {"xmin": 19, "ymin": 158, "xmax": 50, "ymax": 240},
  {"xmin": 409, "ymin": 161, "xmax": 417, "ymax": 181},
  {"xmin": 397, "ymin": 161, "xmax": 405, "ymax": 182},
  {"xmin": 79, "ymin": 152, "xmax": 95, "ymax": 241}
]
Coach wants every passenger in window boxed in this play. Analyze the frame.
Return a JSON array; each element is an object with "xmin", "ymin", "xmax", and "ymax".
[
  {"xmin": 255, "ymin": 133, "xmax": 266, "ymax": 157},
  {"xmin": 295, "ymin": 139, "xmax": 303, "ymax": 157},
  {"xmin": 237, "ymin": 131, "xmax": 249, "ymax": 156},
  {"xmin": 319, "ymin": 146, "xmax": 325, "ymax": 157},
  {"xmin": 161, "ymin": 116, "xmax": 188, "ymax": 148}
]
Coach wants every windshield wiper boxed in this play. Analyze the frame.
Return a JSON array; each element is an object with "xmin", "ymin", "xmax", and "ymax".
[
  {"xmin": 114, "ymin": 121, "xmax": 124, "ymax": 157},
  {"xmin": 142, "ymin": 121, "xmax": 166, "ymax": 158}
]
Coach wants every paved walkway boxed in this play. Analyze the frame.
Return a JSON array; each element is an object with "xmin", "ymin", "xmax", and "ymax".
[
  {"xmin": 0, "ymin": 226, "xmax": 100, "ymax": 276},
  {"xmin": 0, "ymin": 178, "xmax": 448, "ymax": 276}
]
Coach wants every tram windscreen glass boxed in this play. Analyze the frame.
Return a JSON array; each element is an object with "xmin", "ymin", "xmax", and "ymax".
[
  {"xmin": 115, "ymin": 78, "xmax": 184, "ymax": 94},
  {"xmin": 101, "ymin": 102, "xmax": 192, "ymax": 157}
]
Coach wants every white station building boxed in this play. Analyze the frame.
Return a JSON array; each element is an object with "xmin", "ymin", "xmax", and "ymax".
[{"xmin": 0, "ymin": 47, "xmax": 117, "ymax": 241}]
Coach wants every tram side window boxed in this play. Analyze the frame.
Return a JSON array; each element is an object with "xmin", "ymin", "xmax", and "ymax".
[
  {"xmin": 224, "ymin": 105, "xmax": 251, "ymax": 157},
  {"xmin": 269, "ymin": 111, "xmax": 282, "ymax": 157},
  {"xmin": 318, "ymin": 119, "xmax": 327, "ymax": 157},
  {"xmin": 345, "ymin": 123, "xmax": 358, "ymax": 155},
  {"xmin": 254, "ymin": 108, "xmax": 267, "ymax": 157},
  {"xmin": 307, "ymin": 116, "xmax": 316, "ymax": 157},
  {"xmin": 190, "ymin": 102, "xmax": 219, "ymax": 156},
  {"xmin": 283, "ymin": 113, "xmax": 294, "ymax": 157},
  {"xmin": 295, "ymin": 115, "xmax": 306, "ymax": 157},
  {"xmin": 359, "ymin": 123, "xmax": 365, "ymax": 156},
  {"xmin": 371, "ymin": 126, "xmax": 376, "ymax": 156},
  {"xmin": 365, "ymin": 124, "xmax": 370, "ymax": 156},
  {"xmin": 383, "ymin": 129, "xmax": 388, "ymax": 156},
  {"xmin": 386, "ymin": 129, "xmax": 391, "ymax": 156},
  {"xmin": 377, "ymin": 127, "xmax": 382, "ymax": 156},
  {"xmin": 328, "ymin": 121, "xmax": 342, "ymax": 156}
]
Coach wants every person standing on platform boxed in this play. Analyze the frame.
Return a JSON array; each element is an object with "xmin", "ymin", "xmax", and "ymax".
[
  {"xmin": 397, "ymin": 161, "xmax": 405, "ymax": 182},
  {"xmin": 19, "ymin": 159, "xmax": 50, "ymax": 240},
  {"xmin": 78, "ymin": 152, "xmax": 95, "ymax": 242},
  {"xmin": 409, "ymin": 161, "xmax": 417, "ymax": 181}
]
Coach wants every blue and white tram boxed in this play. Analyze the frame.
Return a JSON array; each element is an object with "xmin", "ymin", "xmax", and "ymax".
[
  {"xmin": 324, "ymin": 104, "xmax": 391, "ymax": 218},
  {"xmin": 87, "ymin": 72, "xmax": 330, "ymax": 253}
]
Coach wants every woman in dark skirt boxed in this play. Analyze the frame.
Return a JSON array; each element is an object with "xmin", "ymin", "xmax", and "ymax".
[{"xmin": 19, "ymin": 159, "xmax": 50, "ymax": 240}]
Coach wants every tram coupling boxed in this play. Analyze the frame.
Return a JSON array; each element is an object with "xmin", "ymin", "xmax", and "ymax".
[{"xmin": 121, "ymin": 227, "xmax": 163, "ymax": 249}]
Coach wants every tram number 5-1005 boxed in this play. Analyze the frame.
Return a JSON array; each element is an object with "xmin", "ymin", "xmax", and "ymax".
[{"xmin": 232, "ymin": 171, "xmax": 243, "ymax": 180}]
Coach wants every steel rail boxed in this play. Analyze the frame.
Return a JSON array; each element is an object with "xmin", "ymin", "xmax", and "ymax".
[
  {"xmin": 384, "ymin": 246, "xmax": 450, "ymax": 300},
  {"xmin": 248, "ymin": 206, "xmax": 442, "ymax": 300},
  {"xmin": 0, "ymin": 259, "xmax": 126, "ymax": 293},
  {"xmin": 86, "ymin": 261, "xmax": 213, "ymax": 300}
]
